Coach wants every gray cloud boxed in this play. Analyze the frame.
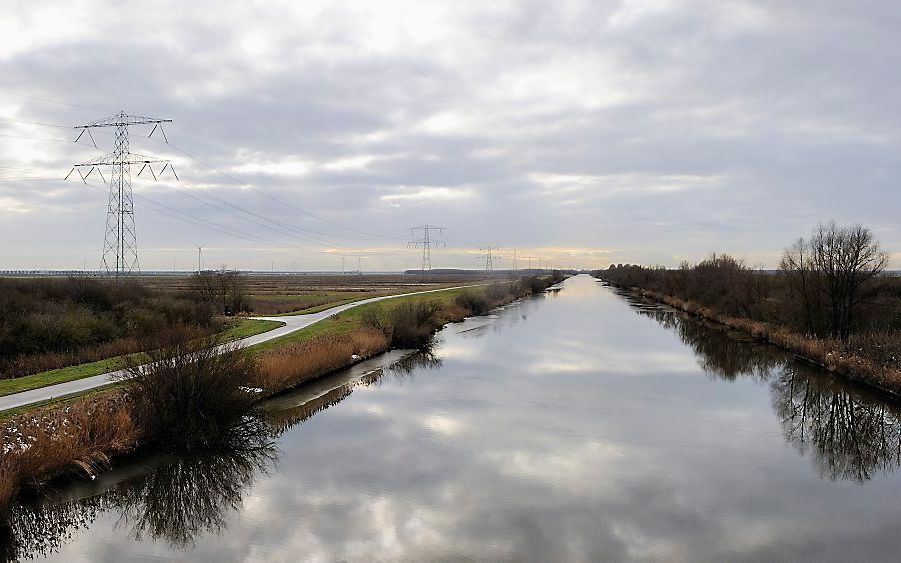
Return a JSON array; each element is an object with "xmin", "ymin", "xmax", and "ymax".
[{"xmin": 1, "ymin": 0, "xmax": 898, "ymax": 270}]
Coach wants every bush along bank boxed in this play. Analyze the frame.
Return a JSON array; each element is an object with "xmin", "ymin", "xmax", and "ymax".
[{"xmin": 0, "ymin": 274, "xmax": 566, "ymax": 513}]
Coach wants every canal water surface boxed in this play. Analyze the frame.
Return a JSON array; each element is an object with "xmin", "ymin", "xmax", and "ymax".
[{"xmin": 7, "ymin": 274, "xmax": 901, "ymax": 561}]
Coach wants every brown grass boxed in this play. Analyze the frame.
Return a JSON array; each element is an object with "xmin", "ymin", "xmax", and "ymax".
[
  {"xmin": 253, "ymin": 329, "xmax": 390, "ymax": 395},
  {"xmin": 0, "ymin": 393, "xmax": 140, "ymax": 513}
]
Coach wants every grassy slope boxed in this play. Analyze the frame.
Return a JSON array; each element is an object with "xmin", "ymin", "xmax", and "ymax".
[
  {"xmin": 249, "ymin": 287, "xmax": 474, "ymax": 353},
  {"xmin": 0, "ymin": 318, "xmax": 284, "ymax": 397}
]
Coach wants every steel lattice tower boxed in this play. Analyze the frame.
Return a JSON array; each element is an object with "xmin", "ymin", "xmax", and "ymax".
[
  {"xmin": 480, "ymin": 246, "xmax": 499, "ymax": 271},
  {"xmin": 67, "ymin": 111, "xmax": 176, "ymax": 276},
  {"xmin": 409, "ymin": 225, "xmax": 446, "ymax": 272}
]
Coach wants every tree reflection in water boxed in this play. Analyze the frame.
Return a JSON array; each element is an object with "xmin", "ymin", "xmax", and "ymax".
[
  {"xmin": 633, "ymin": 303, "xmax": 785, "ymax": 381},
  {"xmin": 1, "ymin": 350, "xmax": 446, "ymax": 560},
  {"xmin": 1, "ymin": 422, "xmax": 276, "ymax": 561},
  {"xmin": 772, "ymin": 363, "xmax": 901, "ymax": 482},
  {"xmin": 115, "ymin": 438, "xmax": 276, "ymax": 548},
  {"xmin": 632, "ymin": 299, "xmax": 901, "ymax": 482}
]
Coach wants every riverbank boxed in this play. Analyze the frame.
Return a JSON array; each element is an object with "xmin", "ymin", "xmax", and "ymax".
[
  {"xmin": 0, "ymin": 274, "xmax": 565, "ymax": 513},
  {"xmin": 605, "ymin": 281, "xmax": 901, "ymax": 400}
]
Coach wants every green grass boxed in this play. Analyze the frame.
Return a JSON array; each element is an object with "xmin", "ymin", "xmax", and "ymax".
[
  {"xmin": 274, "ymin": 296, "xmax": 371, "ymax": 316},
  {"xmin": 219, "ymin": 318, "xmax": 285, "ymax": 339},
  {"xmin": 0, "ymin": 318, "xmax": 283, "ymax": 398}
]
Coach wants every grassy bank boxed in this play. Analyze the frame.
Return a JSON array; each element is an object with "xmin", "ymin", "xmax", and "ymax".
[{"xmin": 0, "ymin": 274, "xmax": 564, "ymax": 512}]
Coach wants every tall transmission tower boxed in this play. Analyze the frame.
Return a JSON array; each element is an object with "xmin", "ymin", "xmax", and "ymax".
[
  {"xmin": 480, "ymin": 246, "xmax": 500, "ymax": 271},
  {"xmin": 408, "ymin": 225, "xmax": 446, "ymax": 272},
  {"xmin": 66, "ymin": 111, "xmax": 176, "ymax": 276}
]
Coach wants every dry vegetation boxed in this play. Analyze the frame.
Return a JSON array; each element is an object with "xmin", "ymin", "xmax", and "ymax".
[
  {"xmin": 0, "ymin": 393, "xmax": 140, "ymax": 512},
  {"xmin": 254, "ymin": 329, "xmax": 390, "ymax": 394},
  {"xmin": 0, "ymin": 277, "xmax": 219, "ymax": 380}
]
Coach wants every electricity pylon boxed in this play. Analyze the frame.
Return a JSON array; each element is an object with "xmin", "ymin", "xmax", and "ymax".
[
  {"xmin": 480, "ymin": 245, "xmax": 500, "ymax": 271},
  {"xmin": 66, "ymin": 111, "xmax": 176, "ymax": 276},
  {"xmin": 409, "ymin": 225, "xmax": 446, "ymax": 272}
]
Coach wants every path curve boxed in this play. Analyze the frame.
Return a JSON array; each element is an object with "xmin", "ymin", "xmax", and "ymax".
[{"xmin": 0, "ymin": 284, "xmax": 486, "ymax": 413}]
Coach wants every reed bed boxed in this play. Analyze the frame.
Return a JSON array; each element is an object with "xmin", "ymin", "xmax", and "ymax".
[
  {"xmin": 0, "ymin": 393, "xmax": 140, "ymax": 513},
  {"xmin": 254, "ymin": 329, "xmax": 390, "ymax": 395}
]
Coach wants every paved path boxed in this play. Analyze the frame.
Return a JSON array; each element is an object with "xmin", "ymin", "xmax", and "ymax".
[{"xmin": 0, "ymin": 284, "xmax": 484, "ymax": 413}]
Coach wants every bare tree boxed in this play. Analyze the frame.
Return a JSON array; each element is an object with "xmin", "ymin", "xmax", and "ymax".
[{"xmin": 781, "ymin": 222, "xmax": 888, "ymax": 339}]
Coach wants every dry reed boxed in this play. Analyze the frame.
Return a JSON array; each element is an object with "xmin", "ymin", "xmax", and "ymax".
[
  {"xmin": 0, "ymin": 393, "xmax": 140, "ymax": 513},
  {"xmin": 254, "ymin": 329, "xmax": 389, "ymax": 395}
]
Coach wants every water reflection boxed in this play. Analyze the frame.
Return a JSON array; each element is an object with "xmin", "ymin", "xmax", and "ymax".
[
  {"xmin": 12, "ymin": 277, "xmax": 901, "ymax": 560},
  {"xmin": 2, "ymin": 432, "xmax": 276, "ymax": 560},
  {"xmin": 1, "ymin": 349, "xmax": 450, "ymax": 560},
  {"xmin": 773, "ymin": 364, "xmax": 901, "ymax": 482},
  {"xmin": 115, "ymin": 443, "xmax": 276, "ymax": 547},
  {"xmin": 373, "ymin": 350, "xmax": 442, "ymax": 379},
  {"xmin": 264, "ymin": 384, "xmax": 354, "ymax": 434},
  {"xmin": 631, "ymin": 296, "xmax": 901, "ymax": 482},
  {"xmin": 631, "ymin": 298, "xmax": 784, "ymax": 381}
]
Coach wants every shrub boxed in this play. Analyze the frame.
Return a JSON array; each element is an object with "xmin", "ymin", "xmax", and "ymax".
[
  {"xmin": 0, "ymin": 276, "xmax": 217, "ymax": 380},
  {"xmin": 455, "ymin": 291, "xmax": 490, "ymax": 315},
  {"xmin": 486, "ymin": 283, "xmax": 512, "ymax": 303},
  {"xmin": 120, "ymin": 339, "xmax": 260, "ymax": 452},
  {"xmin": 388, "ymin": 300, "xmax": 441, "ymax": 349}
]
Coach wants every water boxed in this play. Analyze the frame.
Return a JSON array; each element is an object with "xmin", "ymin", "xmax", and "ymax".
[{"xmin": 6, "ymin": 274, "xmax": 901, "ymax": 561}]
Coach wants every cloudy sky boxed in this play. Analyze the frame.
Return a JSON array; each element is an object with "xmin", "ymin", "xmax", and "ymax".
[{"xmin": 1, "ymin": 0, "xmax": 898, "ymax": 271}]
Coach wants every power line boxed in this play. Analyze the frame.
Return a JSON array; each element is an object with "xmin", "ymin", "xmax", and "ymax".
[
  {"xmin": 159, "ymin": 139, "xmax": 407, "ymax": 241},
  {"xmin": 0, "ymin": 88, "xmax": 107, "ymax": 112},
  {"xmin": 0, "ymin": 115, "xmax": 70, "ymax": 129},
  {"xmin": 78, "ymin": 178, "xmax": 297, "ymax": 249}
]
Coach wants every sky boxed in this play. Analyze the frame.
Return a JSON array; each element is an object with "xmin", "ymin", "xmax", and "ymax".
[{"xmin": 0, "ymin": 0, "xmax": 899, "ymax": 271}]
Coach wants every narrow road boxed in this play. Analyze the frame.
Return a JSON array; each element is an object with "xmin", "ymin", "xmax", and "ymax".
[{"xmin": 0, "ymin": 284, "xmax": 484, "ymax": 413}]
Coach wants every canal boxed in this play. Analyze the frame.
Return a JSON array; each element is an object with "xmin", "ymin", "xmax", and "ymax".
[{"xmin": 6, "ymin": 274, "xmax": 901, "ymax": 561}]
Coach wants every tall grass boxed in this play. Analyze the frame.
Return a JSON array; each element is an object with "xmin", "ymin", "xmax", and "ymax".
[
  {"xmin": 0, "ymin": 393, "xmax": 139, "ymax": 514},
  {"xmin": 254, "ymin": 329, "xmax": 389, "ymax": 395}
]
